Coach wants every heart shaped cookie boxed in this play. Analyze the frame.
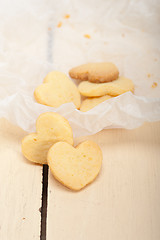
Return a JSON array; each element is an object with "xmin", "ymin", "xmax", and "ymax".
[
  {"xmin": 78, "ymin": 76, "xmax": 134, "ymax": 97},
  {"xmin": 69, "ymin": 62, "xmax": 119, "ymax": 83},
  {"xmin": 48, "ymin": 141, "xmax": 102, "ymax": 191},
  {"xmin": 34, "ymin": 71, "xmax": 81, "ymax": 109},
  {"xmin": 21, "ymin": 112, "xmax": 73, "ymax": 164},
  {"xmin": 80, "ymin": 95, "xmax": 112, "ymax": 112}
]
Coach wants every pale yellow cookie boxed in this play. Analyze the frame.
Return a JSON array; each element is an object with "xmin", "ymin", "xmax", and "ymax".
[
  {"xmin": 69, "ymin": 62, "xmax": 119, "ymax": 83},
  {"xmin": 21, "ymin": 112, "xmax": 73, "ymax": 164},
  {"xmin": 80, "ymin": 95, "xmax": 112, "ymax": 112},
  {"xmin": 78, "ymin": 76, "xmax": 134, "ymax": 97},
  {"xmin": 48, "ymin": 141, "xmax": 102, "ymax": 191},
  {"xmin": 34, "ymin": 71, "xmax": 81, "ymax": 109}
]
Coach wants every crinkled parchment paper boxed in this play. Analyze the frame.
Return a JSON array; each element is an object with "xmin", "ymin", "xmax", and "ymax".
[{"xmin": 0, "ymin": 0, "xmax": 160, "ymax": 137}]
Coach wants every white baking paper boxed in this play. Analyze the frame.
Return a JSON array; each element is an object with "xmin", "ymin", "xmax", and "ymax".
[{"xmin": 0, "ymin": 0, "xmax": 160, "ymax": 137}]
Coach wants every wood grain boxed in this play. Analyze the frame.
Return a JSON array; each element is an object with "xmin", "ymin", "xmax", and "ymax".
[
  {"xmin": 0, "ymin": 118, "xmax": 42, "ymax": 240},
  {"xmin": 47, "ymin": 122, "xmax": 160, "ymax": 240}
]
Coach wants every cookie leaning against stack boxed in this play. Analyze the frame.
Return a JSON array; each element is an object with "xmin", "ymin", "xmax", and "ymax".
[{"xmin": 34, "ymin": 71, "xmax": 81, "ymax": 109}]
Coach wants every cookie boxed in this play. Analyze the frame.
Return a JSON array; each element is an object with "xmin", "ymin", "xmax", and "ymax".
[
  {"xmin": 48, "ymin": 141, "xmax": 102, "ymax": 191},
  {"xmin": 78, "ymin": 76, "xmax": 134, "ymax": 97},
  {"xmin": 69, "ymin": 62, "xmax": 119, "ymax": 83},
  {"xmin": 34, "ymin": 71, "xmax": 81, "ymax": 109},
  {"xmin": 80, "ymin": 95, "xmax": 112, "ymax": 112},
  {"xmin": 21, "ymin": 112, "xmax": 73, "ymax": 164}
]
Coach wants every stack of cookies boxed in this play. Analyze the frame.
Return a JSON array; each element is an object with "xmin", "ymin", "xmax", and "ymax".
[
  {"xmin": 34, "ymin": 62, "xmax": 134, "ymax": 112},
  {"xmin": 69, "ymin": 62, "xmax": 134, "ymax": 111}
]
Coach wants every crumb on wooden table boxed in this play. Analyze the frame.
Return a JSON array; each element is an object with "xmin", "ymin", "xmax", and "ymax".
[
  {"xmin": 152, "ymin": 82, "xmax": 158, "ymax": 88},
  {"xmin": 64, "ymin": 14, "xmax": 70, "ymax": 19},
  {"xmin": 84, "ymin": 34, "xmax": 91, "ymax": 39},
  {"xmin": 57, "ymin": 22, "xmax": 62, "ymax": 28},
  {"xmin": 147, "ymin": 73, "xmax": 151, "ymax": 78}
]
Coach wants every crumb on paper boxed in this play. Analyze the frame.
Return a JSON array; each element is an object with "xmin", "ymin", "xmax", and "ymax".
[
  {"xmin": 122, "ymin": 33, "xmax": 125, "ymax": 37},
  {"xmin": 57, "ymin": 22, "xmax": 62, "ymax": 28},
  {"xmin": 152, "ymin": 82, "xmax": 158, "ymax": 88},
  {"xmin": 22, "ymin": 218, "xmax": 26, "ymax": 220},
  {"xmin": 48, "ymin": 27, "xmax": 52, "ymax": 31},
  {"xmin": 104, "ymin": 41, "xmax": 108, "ymax": 45},
  {"xmin": 84, "ymin": 34, "xmax": 91, "ymax": 39},
  {"xmin": 64, "ymin": 14, "xmax": 70, "ymax": 19},
  {"xmin": 154, "ymin": 58, "xmax": 158, "ymax": 62},
  {"xmin": 147, "ymin": 73, "xmax": 151, "ymax": 78}
]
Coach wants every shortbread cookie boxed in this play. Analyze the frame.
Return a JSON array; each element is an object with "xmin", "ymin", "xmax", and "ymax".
[
  {"xmin": 69, "ymin": 62, "xmax": 119, "ymax": 83},
  {"xmin": 21, "ymin": 112, "xmax": 73, "ymax": 164},
  {"xmin": 80, "ymin": 95, "xmax": 112, "ymax": 112},
  {"xmin": 48, "ymin": 141, "xmax": 102, "ymax": 191},
  {"xmin": 34, "ymin": 71, "xmax": 81, "ymax": 109},
  {"xmin": 78, "ymin": 76, "xmax": 134, "ymax": 97}
]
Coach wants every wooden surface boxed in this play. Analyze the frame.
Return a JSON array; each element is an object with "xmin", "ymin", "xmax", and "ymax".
[
  {"xmin": 0, "ymin": 119, "xmax": 160, "ymax": 240},
  {"xmin": 0, "ymin": 118, "xmax": 42, "ymax": 240},
  {"xmin": 47, "ymin": 121, "xmax": 160, "ymax": 240}
]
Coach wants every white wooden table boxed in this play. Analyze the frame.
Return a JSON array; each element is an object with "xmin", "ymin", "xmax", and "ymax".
[
  {"xmin": 0, "ymin": 118, "xmax": 160, "ymax": 240},
  {"xmin": 0, "ymin": 2, "xmax": 160, "ymax": 238}
]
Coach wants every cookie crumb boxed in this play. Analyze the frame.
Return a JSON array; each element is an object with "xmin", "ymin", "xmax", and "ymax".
[
  {"xmin": 152, "ymin": 82, "xmax": 158, "ymax": 88},
  {"xmin": 22, "ymin": 218, "xmax": 25, "ymax": 220},
  {"xmin": 122, "ymin": 33, "xmax": 125, "ymax": 37},
  {"xmin": 147, "ymin": 73, "xmax": 151, "ymax": 78},
  {"xmin": 64, "ymin": 14, "xmax": 70, "ymax": 19},
  {"xmin": 48, "ymin": 27, "xmax": 52, "ymax": 31},
  {"xmin": 154, "ymin": 58, "xmax": 158, "ymax": 62},
  {"xmin": 84, "ymin": 34, "xmax": 91, "ymax": 39},
  {"xmin": 57, "ymin": 22, "xmax": 62, "ymax": 28}
]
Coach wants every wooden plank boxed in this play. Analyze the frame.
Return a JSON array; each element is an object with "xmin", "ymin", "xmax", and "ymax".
[
  {"xmin": 47, "ymin": 122, "xmax": 160, "ymax": 240},
  {"xmin": 0, "ymin": 118, "xmax": 42, "ymax": 240}
]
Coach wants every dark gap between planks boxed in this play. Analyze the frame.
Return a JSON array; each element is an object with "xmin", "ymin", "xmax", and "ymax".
[{"xmin": 40, "ymin": 165, "xmax": 49, "ymax": 240}]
